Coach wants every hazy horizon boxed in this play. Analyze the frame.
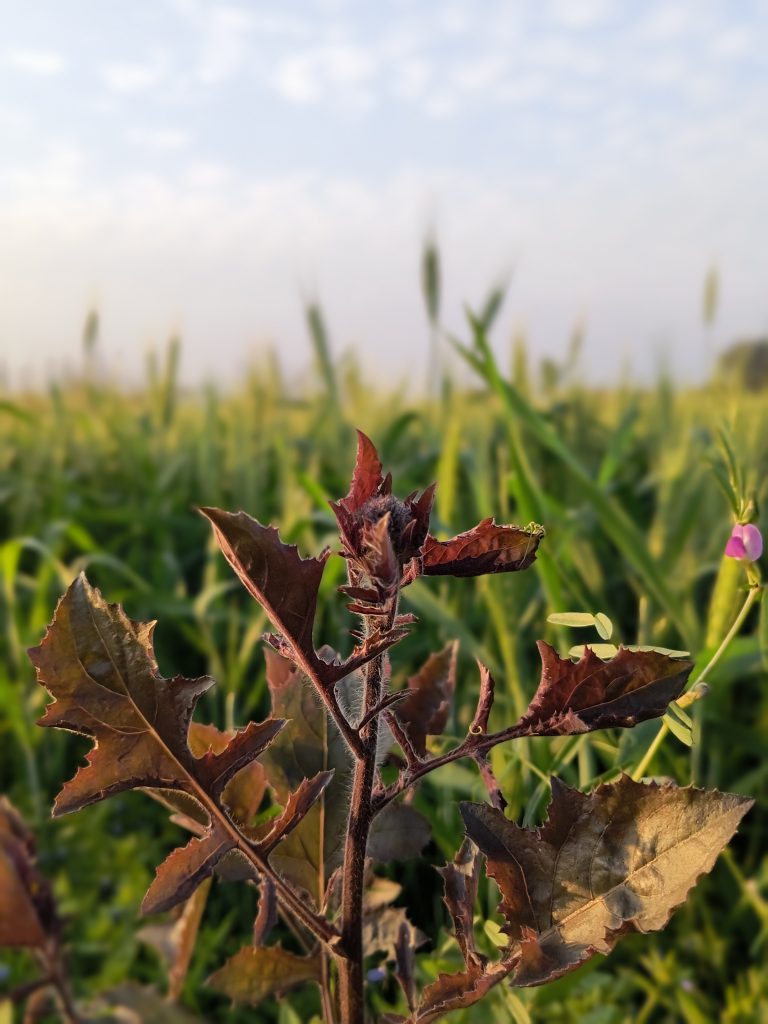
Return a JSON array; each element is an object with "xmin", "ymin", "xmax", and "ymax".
[{"xmin": 2, "ymin": 0, "xmax": 767, "ymax": 389}]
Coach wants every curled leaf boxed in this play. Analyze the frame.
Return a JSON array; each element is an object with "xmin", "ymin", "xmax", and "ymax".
[
  {"xmin": 437, "ymin": 839, "xmax": 484, "ymax": 969},
  {"xmin": 394, "ymin": 641, "xmax": 457, "ymax": 757},
  {"xmin": 514, "ymin": 641, "xmax": 693, "ymax": 736},
  {"xmin": 421, "ymin": 519, "xmax": 544, "ymax": 577}
]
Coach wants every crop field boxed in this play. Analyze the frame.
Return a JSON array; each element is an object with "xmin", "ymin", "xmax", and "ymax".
[{"xmin": 1, "ymin": 309, "xmax": 767, "ymax": 1023}]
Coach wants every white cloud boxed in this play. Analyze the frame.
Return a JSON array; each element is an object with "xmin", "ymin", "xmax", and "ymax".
[
  {"xmin": 101, "ymin": 58, "xmax": 166, "ymax": 94},
  {"xmin": 271, "ymin": 43, "xmax": 376, "ymax": 106},
  {"xmin": 198, "ymin": 6, "xmax": 255, "ymax": 83},
  {"xmin": 6, "ymin": 49, "xmax": 65, "ymax": 76},
  {"xmin": 126, "ymin": 127, "xmax": 191, "ymax": 150},
  {"xmin": 547, "ymin": 0, "xmax": 615, "ymax": 30}
]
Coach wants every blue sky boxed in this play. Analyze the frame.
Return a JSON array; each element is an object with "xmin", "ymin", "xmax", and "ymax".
[{"xmin": 1, "ymin": 0, "xmax": 768, "ymax": 387}]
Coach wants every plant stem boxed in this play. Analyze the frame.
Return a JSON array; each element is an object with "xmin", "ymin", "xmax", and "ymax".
[
  {"xmin": 338, "ymin": 604, "xmax": 394, "ymax": 1024},
  {"xmin": 632, "ymin": 584, "xmax": 760, "ymax": 781}
]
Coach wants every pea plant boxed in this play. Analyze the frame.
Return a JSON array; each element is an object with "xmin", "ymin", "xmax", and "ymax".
[{"xmin": 25, "ymin": 432, "xmax": 752, "ymax": 1023}]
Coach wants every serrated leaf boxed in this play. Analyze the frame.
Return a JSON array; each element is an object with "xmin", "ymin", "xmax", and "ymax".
[
  {"xmin": 259, "ymin": 649, "xmax": 353, "ymax": 905},
  {"xmin": 143, "ymin": 828, "xmax": 235, "ymax": 915},
  {"xmin": 200, "ymin": 508, "xmax": 334, "ymax": 681},
  {"xmin": 29, "ymin": 575, "xmax": 284, "ymax": 913},
  {"xmin": 461, "ymin": 776, "xmax": 753, "ymax": 987},
  {"xmin": 207, "ymin": 945, "xmax": 321, "ymax": 1004},
  {"xmin": 421, "ymin": 519, "xmax": 544, "ymax": 577},
  {"xmin": 393, "ymin": 641, "xmax": 457, "ymax": 757},
  {"xmin": 187, "ymin": 722, "xmax": 268, "ymax": 826},
  {"xmin": 437, "ymin": 839, "xmax": 483, "ymax": 967},
  {"xmin": 367, "ymin": 803, "xmax": 431, "ymax": 862},
  {"xmin": 413, "ymin": 961, "xmax": 511, "ymax": 1023},
  {"xmin": 515, "ymin": 642, "xmax": 692, "ymax": 736}
]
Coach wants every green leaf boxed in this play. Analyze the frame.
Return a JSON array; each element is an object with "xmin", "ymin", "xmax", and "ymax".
[
  {"xmin": 207, "ymin": 945, "xmax": 321, "ymax": 1004},
  {"xmin": 593, "ymin": 613, "xmax": 614, "ymax": 640},
  {"xmin": 663, "ymin": 711, "xmax": 693, "ymax": 747},
  {"xmin": 547, "ymin": 613, "xmax": 597, "ymax": 628},
  {"xmin": 568, "ymin": 644, "xmax": 619, "ymax": 660}
]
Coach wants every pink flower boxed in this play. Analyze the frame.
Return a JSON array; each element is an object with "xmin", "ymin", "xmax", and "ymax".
[{"xmin": 725, "ymin": 523, "xmax": 763, "ymax": 562}]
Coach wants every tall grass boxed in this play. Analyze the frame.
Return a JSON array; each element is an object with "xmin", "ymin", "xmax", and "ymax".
[{"xmin": 1, "ymin": 301, "xmax": 766, "ymax": 1021}]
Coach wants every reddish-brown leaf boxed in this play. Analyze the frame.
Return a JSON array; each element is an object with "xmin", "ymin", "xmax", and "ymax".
[
  {"xmin": 421, "ymin": 519, "xmax": 544, "ymax": 577},
  {"xmin": 138, "ymin": 877, "xmax": 212, "ymax": 1001},
  {"xmin": 259, "ymin": 650, "xmax": 352, "ymax": 905},
  {"xmin": 461, "ymin": 776, "xmax": 753, "ymax": 987},
  {"xmin": 143, "ymin": 826, "xmax": 235, "ymax": 915},
  {"xmin": 187, "ymin": 723, "xmax": 268, "ymax": 826},
  {"xmin": 436, "ymin": 839, "xmax": 484, "ymax": 969},
  {"xmin": 259, "ymin": 771, "xmax": 335, "ymax": 852},
  {"xmin": 394, "ymin": 642, "xmax": 457, "ymax": 757},
  {"xmin": 336, "ymin": 429, "xmax": 384, "ymax": 514},
  {"xmin": 29, "ymin": 575, "xmax": 285, "ymax": 914},
  {"xmin": 413, "ymin": 961, "xmax": 512, "ymax": 1023},
  {"xmin": 513, "ymin": 642, "xmax": 693, "ymax": 736},
  {"xmin": 0, "ymin": 798, "xmax": 57, "ymax": 948},
  {"xmin": 200, "ymin": 508, "xmax": 332, "ymax": 679}
]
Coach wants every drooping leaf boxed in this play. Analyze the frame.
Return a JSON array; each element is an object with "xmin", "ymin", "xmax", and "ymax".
[
  {"xmin": 259, "ymin": 649, "xmax": 352, "ymax": 905},
  {"xmin": 512, "ymin": 642, "xmax": 693, "ymax": 736},
  {"xmin": 461, "ymin": 776, "xmax": 753, "ymax": 987},
  {"xmin": 207, "ymin": 945, "xmax": 321, "ymax": 1004},
  {"xmin": 138, "ymin": 878, "xmax": 211, "ymax": 1001},
  {"xmin": 436, "ymin": 839, "xmax": 483, "ymax": 968},
  {"xmin": 367, "ymin": 803, "xmax": 431, "ymax": 862},
  {"xmin": 421, "ymin": 519, "xmax": 544, "ymax": 577},
  {"xmin": 29, "ymin": 575, "xmax": 284, "ymax": 913},
  {"xmin": 0, "ymin": 798, "xmax": 57, "ymax": 948},
  {"xmin": 394, "ymin": 919, "xmax": 417, "ymax": 1013},
  {"xmin": 252, "ymin": 878, "xmax": 278, "ymax": 946},
  {"xmin": 362, "ymin": 907, "xmax": 426, "ymax": 962},
  {"xmin": 394, "ymin": 642, "xmax": 457, "ymax": 757}
]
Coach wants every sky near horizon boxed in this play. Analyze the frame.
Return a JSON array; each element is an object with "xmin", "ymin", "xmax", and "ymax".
[{"xmin": 1, "ymin": 0, "xmax": 767, "ymax": 389}]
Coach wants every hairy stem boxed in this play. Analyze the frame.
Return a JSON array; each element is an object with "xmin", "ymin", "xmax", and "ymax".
[{"xmin": 338, "ymin": 603, "xmax": 395, "ymax": 1024}]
